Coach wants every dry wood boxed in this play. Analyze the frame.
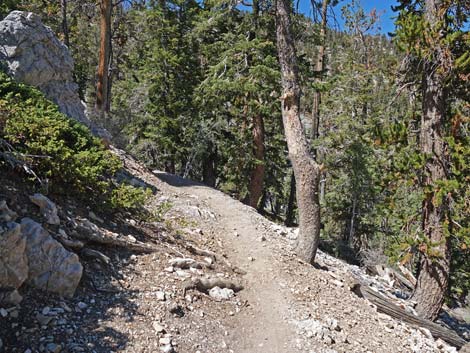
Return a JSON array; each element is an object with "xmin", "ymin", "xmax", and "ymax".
[
  {"xmin": 350, "ymin": 281, "xmax": 467, "ymax": 348},
  {"xmin": 391, "ymin": 268, "xmax": 415, "ymax": 291},
  {"xmin": 182, "ymin": 243, "xmax": 217, "ymax": 260},
  {"xmin": 72, "ymin": 223, "xmax": 157, "ymax": 253},
  {"xmin": 57, "ymin": 237, "xmax": 84, "ymax": 251},
  {"xmin": 169, "ymin": 257, "xmax": 211, "ymax": 270},
  {"xmin": 81, "ymin": 248, "xmax": 111, "ymax": 264},
  {"xmin": 397, "ymin": 264, "xmax": 417, "ymax": 286}
]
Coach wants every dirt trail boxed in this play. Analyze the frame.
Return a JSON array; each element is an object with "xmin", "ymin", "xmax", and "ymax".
[
  {"xmin": 2, "ymin": 151, "xmax": 467, "ymax": 353},
  {"xmin": 154, "ymin": 172, "xmax": 297, "ymax": 352}
]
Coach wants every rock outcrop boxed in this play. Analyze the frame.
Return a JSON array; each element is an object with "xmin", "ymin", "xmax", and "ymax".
[
  {"xmin": 0, "ymin": 202, "xmax": 27, "ymax": 304},
  {"xmin": 0, "ymin": 200, "xmax": 82, "ymax": 300},
  {"xmin": 0, "ymin": 11, "xmax": 109, "ymax": 139},
  {"xmin": 0, "ymin": 222, "xmax": 28, "ymax": 304},
  {"xmin": 22, "ymin": 218, "xmax": 82, "ymax": 298}
]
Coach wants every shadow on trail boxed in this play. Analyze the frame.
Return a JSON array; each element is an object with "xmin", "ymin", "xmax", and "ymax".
[{"xmin": 153, "ymin": 170, "xmax": 207, "ymax": 188}]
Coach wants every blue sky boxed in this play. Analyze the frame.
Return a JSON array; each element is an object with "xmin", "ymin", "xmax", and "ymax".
[{"xmin": 298, "ymin": 0, "xmax": 400, "ymax": 35}]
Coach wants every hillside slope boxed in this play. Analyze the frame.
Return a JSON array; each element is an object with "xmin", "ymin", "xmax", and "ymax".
[{"xmin": 0, "ymin": 148, "xmax": 468, "ymax": 353}]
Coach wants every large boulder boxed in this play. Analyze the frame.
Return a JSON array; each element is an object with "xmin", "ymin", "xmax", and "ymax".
[
  {"xmin": 0, "ymin": 201, "xmax": 27, "ymax": 305},
  {"xmin": 0, "ymin": 222, "xmax": 28, "ymax": 297},
  {"xmin": 0, "ymin": 11, "xmax": 109, "ymax": 139},
  {"xmin": 21, "ymin": 218, "xmax": 82, "ymax": 298}
]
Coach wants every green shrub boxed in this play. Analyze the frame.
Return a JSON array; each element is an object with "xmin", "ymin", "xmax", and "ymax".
[
  {"xmin": 0, "ymin": 72, "xmax": 150, "ymax": 211},
  {"xmin": 110, "ymin": 184, "xmax": 152, "ymax": 211}
]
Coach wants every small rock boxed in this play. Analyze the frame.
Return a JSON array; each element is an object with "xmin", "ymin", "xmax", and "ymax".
[
  {"xmin": 326, "ymin": 318, "xmax": 341, "ymax": 331},
  {"xmin": 165, "ymin": 266, "xmax": 174, "ymax": 273},
  {"xmin": 127, "ymin": 234, "xmax": 137, "ymax": 242},
  {"xmin": 323, "ymin": 335, "xmax": 335, "ymax": 345},
  {"xmin": 259, "ymin": 236, "xmax": 266, "ymax": 242},
  {"xmin": 209, "ymin": 287, "xmax": 235, "ymax": 301},
  {"xmin": 24, "ymin": 349, "xmax": 32, "ymax": 353},
  {"xmin": 30, "ymin": 194, "xmax": 60, "ymax": 225},
  {"xmin": 175, "ymin": 270, "xmax": 191, "ymax": 278},
  {"xmin": 159, "ymin": 337, "xmax": 172, "ymax": 345},
  {"xmin": 45, "ymin": 342, "xmax": 61, "ymax": 353},
  {"xmin": 169, "ymin": 304, "xmax": 184, "ymax": 317},
  {"xmin": 88, "ymin": 211, "xmax": 103, "ymax": 223},
  {"xmin": 0, "ymin": 308, "xmax": 8, "ymax": 317},
  {"xmin": 248, "ymin": 257, "xmax": 255, "ymax": 262},
  {"xmin": 10, "ymin": 310, "xmax": 19, "ymax": 319},
  {"xmin": 77, "ymin": 302, "xmax": 88, "ymax": 310},
  {"xmin": 204, "ymin": 257, "xmax": 213, "ymax": 265},
  {"xmin": 156, "ymin": 291, "xmax": 166, "ymax": 301},
  {"xmin": 42, "ymin": 307, "xmax": 51, "ymax": 315},
  {"xmin": 36, "ymin": 313, "xmax": 53, "ymax": 326},
  {"xmin": 59, "ymin": 302, "xmax": 72, "ymax": 313},
  {"xmin": 160, "ymin": 344, "xmax": 174, "ymax": 353},
  {"xmin": 153, "ymin": 322, "xmax": 165, "ymax": 333}
]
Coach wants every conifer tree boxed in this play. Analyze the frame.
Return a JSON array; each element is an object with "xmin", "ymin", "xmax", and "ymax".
[{"xmin": 394, "ymin": 0, "xmax": 470, "ymax": 319}]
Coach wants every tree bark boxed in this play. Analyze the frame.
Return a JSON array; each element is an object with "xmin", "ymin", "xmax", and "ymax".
[
  {"xmin": 275, "ymin": 0, "xmax": 321, "ymax": 263},
  {"xmin": 202, "ymin": 144, "xmax": 217, "ymax": 187},
  {"xmin": 96, "ymin": 0, "xmax": 112, "ymax": 115},
  {"xmin": 247, "ymin": 115, "xmax": 266, "ymax": 208},
  {"xmin": 411, "ymin": 0, "xmax": 451, "ymax": 321},
  {"xmin": 285, "ymin": 171, "xmax": 296, "ymax": 226}
]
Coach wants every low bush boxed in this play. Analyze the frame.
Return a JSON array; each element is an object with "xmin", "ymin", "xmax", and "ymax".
[{"xmin": 0, "ymin": 71, "xmax": 150, "ymax": 211}]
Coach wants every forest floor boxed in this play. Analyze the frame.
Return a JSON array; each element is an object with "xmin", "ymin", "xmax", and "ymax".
[{"xmin": 1, "ymin": 148, "xmax": 469, "ymax": 353}]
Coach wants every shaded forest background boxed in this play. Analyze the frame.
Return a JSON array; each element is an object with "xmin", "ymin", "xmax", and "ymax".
[{"xmin": 1, "ymin": 0, "xmax": 469, "ymax": 305}]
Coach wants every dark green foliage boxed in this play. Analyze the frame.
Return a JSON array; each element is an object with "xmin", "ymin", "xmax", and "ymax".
[{"xmin": 0, "ymin": 72, "xmax": 149, "ymax": 211}]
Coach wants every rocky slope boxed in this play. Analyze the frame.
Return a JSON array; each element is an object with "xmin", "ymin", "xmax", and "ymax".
[{"xmin": 2, "ymin": 149, "xmax": 468, "ymax": 352}]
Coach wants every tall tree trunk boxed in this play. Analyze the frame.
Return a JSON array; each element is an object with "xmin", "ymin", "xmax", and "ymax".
[
  {"xmin": 203, "ymin": 144, "xmax": 217, "ymax": 187},
  {"xmin": 285, "ymin": 171, "xmax": 296, "ymax": 226},
  {"xmin": 275, "ymin": 0, "xmax": 321, "ymax": 263},
  {"xmin": 247, "ymin": 115, "xmax": 266, "ymax": 209},
  {"xmin": 96, "ymin": 0, "xmax": 112, "ymax": 115},
  {"xmin": 311, "ymin": 0, "xmax": 328, "ymax": 142},
  {"xmin": 411, "ymin": 0, "xmax": 450, "ymax": 321},
  {"xmin": 60, "ymin": 0, "xmax": 70, "ymax": 47}
]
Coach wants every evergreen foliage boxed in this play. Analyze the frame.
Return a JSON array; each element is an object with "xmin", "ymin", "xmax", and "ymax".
[{"xmin": 0, "ymin": 71, "xmax": 149, "ymax": 211}]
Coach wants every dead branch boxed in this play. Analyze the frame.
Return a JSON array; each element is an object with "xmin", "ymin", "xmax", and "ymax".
[{"xmin": 350, "ymin": 280, "xmax": 467, "ymax": 348}]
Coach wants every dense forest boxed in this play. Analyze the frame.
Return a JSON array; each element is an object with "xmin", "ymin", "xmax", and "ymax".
[{"xmin": 1, "ymin": 0, "xmax": 469, "ymax": 323}]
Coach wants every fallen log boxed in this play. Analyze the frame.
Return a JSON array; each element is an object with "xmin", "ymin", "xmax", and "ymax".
[
  {"xmin": 350, "ymin": 281, "xmax": 468, "ymax": 349},
  {"xmin": 72, "ymin": 218, "xmax": 157, "ymax": 253}
]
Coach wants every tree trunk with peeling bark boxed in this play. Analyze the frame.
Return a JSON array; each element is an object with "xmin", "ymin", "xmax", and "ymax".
[
  {"xmin": 275, "ymin": 0, "xmax": 321, "ymax": 263},
  {"xmin": 411, "ymin": 0, "xmax": 451, "ymax": 321},
  {"xmin": 96, "ymin": 0, "xmax": 112, "ymax": 115}
]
